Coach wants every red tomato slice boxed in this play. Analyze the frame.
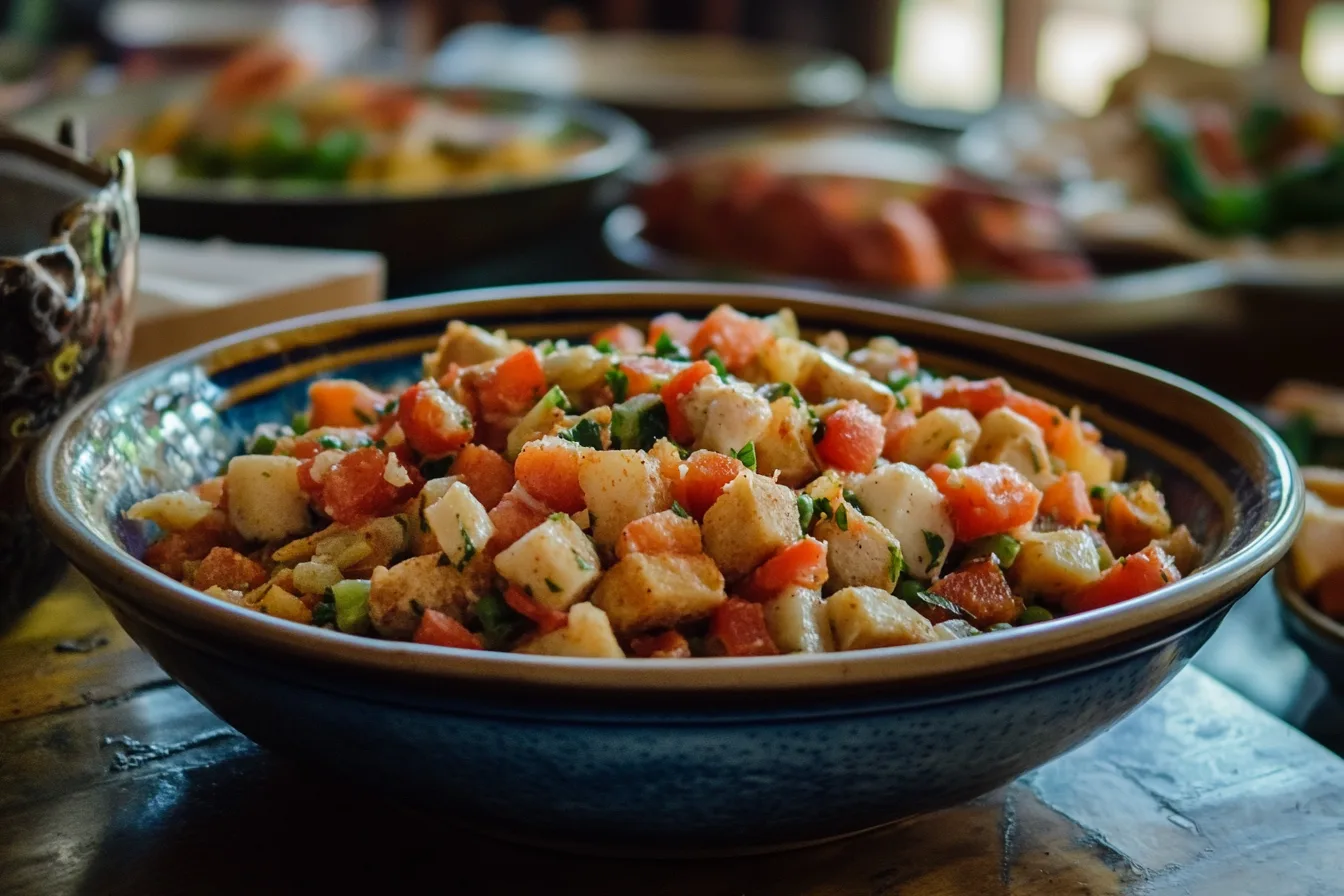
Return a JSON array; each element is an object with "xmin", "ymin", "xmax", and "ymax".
[
  {"xmin": 396, "ymin": 380, "xmax": 474, "ymax": 458},
  {"xmin": 737, "ymin": 537, "xmax": 828, "ymax": 602},
  {"xmin": 927, "ymin": 462, "xmax": 1043, "ymax": 541},
  {"xmin": 413, "ymin": 609, "xmax": 483, "ymax": 650},
  {"xmin": 502, "ymin": 586, "xmax": 569, "ymax": 635},
  {"xmin": 660, "ymin": 360, "xmax": 716, "ymax": 444},
  {"xmin": 1063, "ymin": 545, "xmax": 1180, "ymax": 615},
  {"xmin": 928, "ymin": 558, "xmax": 1021, "ymax": 626},
  {"xmin": 815, "ymin": 401, "xmax": 884, "ymax": 473},
  {"xmin": 711, "ymin": 598, "xmax": 779, "ymax": 657}
]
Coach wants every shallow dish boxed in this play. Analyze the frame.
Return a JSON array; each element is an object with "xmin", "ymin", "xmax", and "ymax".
[
  {"xmin": 1277, "ymin": 561, "xmax": 1344, "ymax": 690},
  {"xmin": 30, "ymin": 282, "xmax": 1301, "ymax": 853}
]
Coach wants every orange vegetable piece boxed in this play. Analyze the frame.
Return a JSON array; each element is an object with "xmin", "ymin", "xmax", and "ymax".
[
  {"xmin": 737, "ymin": 537, "xmax": 828, "ymax": 602},
  {"xmin": 669, "ymin": 450, "xmax": 746, "ymax": 520},
  {"xmin": 307, "ymin": 379, "xmax": 390, "ymax": 429},
  {"xmin": 615, "ymin": 511, "xmax": 702, "ymax": 559},
  {"xmin": 630, "ymin": 630, "xmax": 693, "ymax": 658},
  {"xmin": 647, "ymin": 312, "xmax": 699, "ymax": 348},
  {"xmin": 882, "ymin": 409, "xmax": 918, "ymax": 461},
  {"xmin": 396, "ymin": 380, "xmax": 474, "ymax": 458},
  {"xmin": 1102, "ymin": 486, "xmax": 1170, "ymax": 557},
  {"xmin": 474, "ymin": 349, "xmax": 548, "ymax": 421},
  {"xmin": 815, "ymin": 401, "xmax": 885, "ymax": 473},
  {"xmin": 711, "ymin": 598, "xmax": 779, "ymax": 657},
  {"xmin": 1063, "ymin": 545, "xmax": 1180, "ymax": 615},
  {"xmin": 591, "ymin": 323, "xmax": 645, "ymax": 353},
  {"xmin": 449, "ymin": 444, "xmax": 514, "ymax": 510},
  {"xmin": 1006, "ymin": 393, "xmax": 1100, "ymax": 446},
  {"xmin": 660, "ymin": 360, "xmax": 716, "ymax": 444},
  {"xmin": 687, "ymin": 305, "xmax": 774, "ymax": 371},
  {"xmin": 514, "ymin": 439, "xmax": 587, "ymax": 513},
  {"xmin": 927, "ymin": 558, "xmax": 1022, "ymax": 626},
  {"xmin": 189, "ymin": 546, "xmax": 268, "ymax": 593},
  {"xmin": 318, "ymin": 447, "xmax": 419, "ymax": 525},
  {"xmin": 923, "ymin": 377, "xmax": 1012, "ymax": 418},
  {"xmin": 927, "ymin": 462, "xmax": 1043, "ymax": 541},
  {"xmin": 863, "ymin": 199, "xmax": 952, "ymax": 288},
  {"xmin": 1314, "ymin": 568, "xmax": 1344, "ymax": 620},
  {"xmin": 503, "ymin": 585, "xmax": 569, "ymax": 635},
  {"xmin": 1039, "ymin": 472, "xmax": 1100, "ymax": 527},
  {"xmin": 487, "ymin": 487, "xmax": 550, "ymax": 555},
  {"xmin": 413, "ymin": 609, "xmax": 483, "ymax": 650},
  {"xmin": 619, "ymin": 356, "xmax": 681, "ymax": 397}
]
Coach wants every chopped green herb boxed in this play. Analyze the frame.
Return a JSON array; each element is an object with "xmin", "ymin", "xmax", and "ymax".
[
  {"xmin": 843, "ymin": 488, "xmax": 862, "ymax": 511},
  {"xmin": 317, "ymin": 435, "xmax": 345, "ymax": 451},
  {"xmin": 888, "ymin": 544, "xmax": 903, "ymax": 583},
  {"xmin": 1089, "ymin": 485, "xmax": 1106, "ymax": 499},
  {"xmin": 605, "ymin": 368, "xmax": 630, "ymax": 403},
  {"xmin": 705, "ymin": 350, "xmax": 729, "ymax": 380},
  {"xmin": 671, "ymin": 501, "xmax": 690, "ymax": 519},
  {"xmin": 796, "ymin": 494, "xmax": 815, "ymax": 532},
  {"xmin": 887, "ymin": 373, "xmax": 913, "ymax": 393},
  {"xmin": 813, "ymin": 497, "xmax": 833, "ymax": 521},
  {"xmin": 353, "ymin": 408, "xmax": 375, "ymax": 425},
  {"xmin": 653, "ymin": 332, "xmax": 688, "ymax": 360},
  {"xmin": 549, "ymin": 512, "xmax": 569, "ymax": 522},
  {"xmin": 456, "ymin": 524, "xmax": 477, "ymax": 571},
  {"xmin": 539, "ymin": 385, "xmax": 573, "ymax": 414},
  {"xmin": 380, "ymin": 398, "xmax": 399, "ymax": 416},
  {"xmin": 1016, "ymin": 605, "xmax": 1054, "ymax": 625},
  {"xmin": 761, "ymin": 382, "xmax": 804, "ymax": 407},
  {"xmin": 896, "ymin": 580, "xmax": 968, "ymax": 619},
  {"xmin": 249, "ymin": 434, "xmax": 277, "ymax": 455},
  {"xmin": 834, "ymin": 503, "xmax": 849, "ymax": 531},
  {"xmin": 573, "ymin": 549, "xmax": 594, "ymax": 572},
  {"xmin": 812, "ymin": 418, "xmax": 827, "ymax": 444},
  {"xmin": 373, "ymin": 439, "xmax": 387, "ymax": 450},
  {"xmin": 311, "ymin": 600, "xmax": 336, "ymax": 627},
  {"xmin": 610, "ymin": 394, "xmax": 669, "ymax": 450},
  {"xmin": 922, "ymin": 530, "xmax": 946, "ymax": 566},
  {"xmin": 734, "ymin": 442, "xmax": 757, "ymax": 472},
  {"xmin": 545, "ymin": 578, "xmax": 562, "ymax": 593},
  {"xmin": 421, "ymin": 456, "xmax": 454, "ymax": 479},
  {"xmin": 559, "ymin": 417, "xmax": 604, "ymax": 450},
  {"xmin": 290, "ymin": 411, "xmax": 310, "ymax": 435},
  {"xmin": 473, "ymin": 591, "xmax": 528, "ymax": 650},
  {"xmin": 894, "ymin": 392, "xmax": 910, "ymax": 411},
  {"xmin": 595, "ymin": 338, "xmax": 615, "ymax": 354}
]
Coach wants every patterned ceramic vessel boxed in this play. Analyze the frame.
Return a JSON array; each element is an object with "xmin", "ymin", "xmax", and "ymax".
[
  {"xmin": 29, "ymin": 283, "xmax": 1299, "ymax": 854},
  {"xmin": 0, "ymin": 130, "xmax": 137, "ymax": 630}
]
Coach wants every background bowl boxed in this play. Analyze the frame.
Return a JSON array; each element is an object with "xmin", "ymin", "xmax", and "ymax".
[
  {"xmin": 1277, "ymin": 562, "xmax": 1344, "ymax": 690},
  {"xmin": 0, "ymin": 129, "xmax": 137, "ymax": 630},
  {"xmin": 30, "ymin": 282, "xmax": 1299, "ymax": 853}
]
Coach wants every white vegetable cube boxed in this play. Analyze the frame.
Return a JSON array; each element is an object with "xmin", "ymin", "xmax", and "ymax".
[
  {"xmin": 225, "ymin": 455, "xmax": 311, "ymax": 542},
  {"xmin": 1011, "ymin": 529, "xmax": 1103, "ymax": 600},
  {"xmin": 493, "ymin": 516, "xmax": 602, "ymax": 611},
  {"xmin": 424, "ymin": 482, "xmax": 494, "ymax": 571},
  {"xmin": 755, "ymin": 397, "xmax": 821, "ymax": 487},
  {"xmin": 826, "ymin": 586, "xmax": 937, "ymax": 651},
  {"xmin": 516, "ymin": 602, "xmax": 625, "ymax": 658},
  {"xmin": 1293, "ymin": 493, "xmax": 1344, "ymax": 591},
  {"xmin": 814, "ymin": 511, "xmax": 903, "ymax": 593},
  {"xmin": 763, "ymin": 586, "xmax": 834, "ymax": 653},
  {"xmin": 932, "ymin": 619, "xmax": 980, "ymax": 641},
  {"xmin": 854, "ymin": 463, "xmax": 955, "ymax": 579},
  {"xmin": 804, "ymin": 350, "xmax": 895, "ymax": 419},
  {"xmin": 578, "ymin": 449, "xmax": 669, "ymax": 550},
  {"xmin": 591, "ymin": 553, "xmax": 726, "ymax": 635},
  {"xmin": 681, "ymin": 377, "xmax": 772, "ymax": 456},
  {"xmin": 1054, "ymin": 428, "xmax": 1114, "ymax": 487},
  {"xmin": 972, "ymin": 408, "xmax": 1055, "ymax": 489},
  {"xmin": 127, "ymin": 490, "xmax": 216, "ymax": 532},
  {"xmin": 702, "ymin": 471, "xmax": 801, "ymax": 581},
  {"xmin": 752, "ymin": 336, "xmax": 818, "ymax": 385},
  {"xmin": 410, "ymin": 477, "xmax": 458, "ymax": 554},
  {"xmin": 898, "ymin": 408, "xmax": 982, "ymax": 469}
]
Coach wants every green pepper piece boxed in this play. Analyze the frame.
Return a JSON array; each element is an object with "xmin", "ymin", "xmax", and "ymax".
[
  {"xmin": 308, "ymin": 129, "xmax": 365, "ymax": 181},
  {"xmin": 331, "ymin": 580, "xmax": 372, "ymax": 634}
]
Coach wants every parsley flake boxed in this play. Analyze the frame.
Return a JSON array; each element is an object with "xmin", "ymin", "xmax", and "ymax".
[
  {"xmin": 923, "ymin": 530, "xmax": 946, "ymax": 566},
  {"xmin": 704, "ymin": 350, "xmax": 729, "ymax": 380},
  {"xmin": 545, "ymin": 578, "xmax": 562, "ymax": 593},
  {"xmin": 653, "ymin": 332, "xmax": 688, "ymax": 360},
  {"xmin": 559, "ymin": 417, "xmax": 604, "ymax": 450},
  {"xmin": 734, "ymin": 442, "xmax": 757, "ymax": 472},
  {"xmin": 456, "ymin": 524, "xmax": 477, "ymax": 571},
  {"xmin": 834, "ymin": 503, "xmax": 849, "ymax": 531},
  {"xmin": 671, "ymin": 501, "xmax": 690, "ymax": 519},
  {"xmin": 605, "ymin": 368, "xmax": 630, "ymax": 403}
]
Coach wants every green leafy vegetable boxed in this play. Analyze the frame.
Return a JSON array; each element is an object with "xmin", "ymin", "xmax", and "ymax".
[
  {"xmin": 473, "ymin": 591, "xmax": 528, "ymax": 650},
  {"xmin": 317, "ymin": 435, "xmax": 345, "ymax": 451},
  {"xmin": 671, "ymin": 501, "xmax": 690, "ymax": 519},
  {"xmin": 559, "ymin": 418, "xmax": 604, "ymax": 450},
  {"xmin": 888, "ymin": 545, "xmax": 903, "ymax": 583},
  {"xmin": 735, "ymin": 442, "xmax": 757, "ymax": 472},
  {"xmin": 545, "ymin": 578, "xmax": 562, "ymax": 593},
  {"xmin": 761, "ymin": 382, "xmax": 804, "ymax": 407},
  {"xmin": 922, "ymin": 530, "xmax": 946, "ymax": 567},
  {"xmin": 594, "ymin": 339, "xmax": 616, "ymax": 354},
  {"xmin": 605, "ymin": 368, "xmax": 630, "ymax": 403},
  {"xmin": 896, "ymin": 580, "xmax": 967, "ymax": 619},
  {"xmin": 249, "ymin": 434, "xmax": 277, "ymax": 455},
  {"xmin": 653, "ymin": 332, "xmax": 689, "ymax": 360},
  {"xmin": 330, "ymin": 579, "xmax": 372, "ymax": 634},
  {"xmin": 705, "ymin": 350, "xmax": 729, "ymax": 380},
  {"xmin": 834, "ymin": 503, "xmax": 848, "ymax": 531},
  {"xmin": 311, "ymin": 600, "xmax": 336, "ymax": 627},
  {"xmin": 457, "ymin": 525, "xmax": 477, "ymax": 571}
]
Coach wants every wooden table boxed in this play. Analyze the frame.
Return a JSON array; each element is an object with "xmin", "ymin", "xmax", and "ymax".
[{"xmin": 3, "ymin": 572, "xmax": 1343, "ymax": 895}]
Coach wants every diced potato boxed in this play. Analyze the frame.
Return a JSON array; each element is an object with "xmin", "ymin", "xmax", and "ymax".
[
  {"xmin": 367, "ymin": 552, "xmax": 491, "ymax": 639},
  {"xmin": 340, "ymin": 516, "xmax": 411, "ymax": 577},
  {"xmin": 1154, "ymin": 524, "xmax": 1202, "ymax": 576},
  {"xmin": 826, "ymin": 586, "xmax": 937, "ymax": 650},
  {"xmin": 750, "ymin": 336, "xmax": 818, "ymax": 386},
  {"xmin": 814, "ymin": 511, "xmax": 903, "ymax": 594},
  {"xmin": 542, "ymin": 345, "xmax": 614, "ymax": 394},
  {"xmin": 226, "ymin": 455, "xmax": 311, "ymax": 542},
  {"xmin": 762, "ymin": 586, "xmax": 833, "ymax": 653},
  {"xmin": 898, "ymin": 408, "xmax": 981, "ymax": 469},
  {"xmin": 255, "ymin": 584, "xmax": 312, "ymax": 624},
  {"xmin": 854, "ymin": 463, "xmax": 955, "ymax": 579},
  {"xmin": 292, "ymin": 561, "xmax": 342, "ymax": 595},
  {"xmin": 423, "ymin": 321, "xmax": 522, "ymax": 377},
  {"xmin": 590, "ymin": 553, "xmax": 726, "ymax": 635},
  {"xmin": 127, "ymin": 490, "xmax": 215, "ymax": 532},
  {"xmin": 681, "ymin": 377, "xmax": 772, "ymax": 457},
  {"xmin": 494, "ymin": 515, "xmax": 602, "ymax": 611},
  {"xmin": 1102, "ymin": 481, "xmax": 1172, "ymax": 557},
  {"xmin": 1012, "ymin": 529, "xmax": 1103, "ymax": 600},
  {"xmin": 409, "ymin": 477, "xmax": 458, "ymax": 554},
  {"xmin": 764, "ymin": 308, "xmax": 799, "ymax": 339},
  {"xmin": 1054, "ymin": 430, "xmax": 1113, "ymax": 488},
  {"xmin": 932, "ymin": 619, "xmax": 981, "ymax": 641},
  {"xmin": 506, "ymin": 394, "xmax": 570, "ymax": 460},
  {"xmin": 579, "ymin": 449, "xmax": 669, "ymax": 550},
  {"xmin": 516, "ymin": 602, "xmax": 625, "ymax": 659},
  {"xmin": 755, "ymin": 397, "xmax": 821, "ymax": 487},
  {"xmin": 972, "ymin": 408, "xmax": 1055, "ymax": 489},
  {"xmin": 1292, "ymin": 492, "xmax": 1344, "ymax": 591},
  {"xmin": 424, "ymin": 482, "xmax": 494, "ymax": 571},
  {"xmin": 848, "ymin": 336, "xmax": 913, "ymax": 383},
  {"xmin": 702, "ymin": 472, "xmax": 801, "ymax": 581},
  {"xmin": 804, "ymin": 350, "xmax": 896, "ymax": 419},
  {"xmin": 816, "ymin": 329, "xmax": 849, "ymax": 357},
  {"xmin": 1304, "ymin": 466, "xmax": 1344, "ymax": 507},
  {"xmin": 202, "ymin": 585, "xmax": 245, "ymax": 606}
]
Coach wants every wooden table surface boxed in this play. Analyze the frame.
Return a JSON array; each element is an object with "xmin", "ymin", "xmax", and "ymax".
[{"xmin": 3, "ymin": 571, "xmax": 1343, "ymax": 896}]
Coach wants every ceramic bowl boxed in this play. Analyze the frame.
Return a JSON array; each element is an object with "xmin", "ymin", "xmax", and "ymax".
[
  {"xmin": 1277, "ymin": 562, "xmax": 1344, "ymax": 690},
  {"xmin": 29, "ymin": 282, "xmax": 1300, "ymax": 854},
  {"xmin": 0, "ymin": 130, "xmax": 138, "ymax": 630}
]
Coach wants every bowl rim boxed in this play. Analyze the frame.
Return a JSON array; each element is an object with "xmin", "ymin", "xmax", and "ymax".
[{"xmin": 29, "ymin": 280, "xmax": 1304, "ymax": 695}]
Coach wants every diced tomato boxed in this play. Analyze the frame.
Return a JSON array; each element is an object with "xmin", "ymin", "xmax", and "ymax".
[
  {"xmin": 143, "ymin": 515, "xmax": 240, "ymax": 580},
  {"xmin": 317, "ymin": 447, "xmax": 418, "ymax": 525},
  {"xmin": 711, "ymin": 598, "xmax": 779, "ymax": 657},
  {"xmin": 737, "ymin": 537, "xmax": 828, "ymax": 602},
  {"xmin": 190, "ymin": 546, "xmax": 268, "ymax": 593},
  {"xmin": 502, "ymin": 585, "xmax": 569, "ymax": 635},
  {"xmin": 1063, "ymin": 545, "xmax": 1180, "ymax": 615},
  {"xmin": 449, "ymin": 444, "xmax": 514, "ymax": 510},
  {"xmin": 660, "ymin": 360, "xmax": 716, "ymax": 444},
  {"xmin": 487, "ymin": 487, "xmax": 550, "ymax": 555},
  {"xmin": 815, "ymin": 401, "xmax": 884, "ymax": 473},
  {"xmin": 927, "ymin": 462, "xmax": 1043, "ymax": 541},
  {"xmin": 630, "ymin": 630, "xmax": 693, "ymax": 658},
  {"xmin": 306, "ymin": 379, "xmax": 390, "ymax": 429},
  {"xmin": 927, "ymin": 558, "xmax": 1022, "ymax": 626},
  {"xmin": 514, "ymin": 439, "xmax": 587, "ymax": 513},
  {"xmin": 670, "ymin": 450, "xmax": 746, "ymax": 520},
  {"xmin": 591, "ymin": 323, "xmax": 645, "ymax": 353},
  {"xmin": 620, "ymin": 356, "xmax": 682, "ymax": 397},
  {"xmin": 413, "ymin": 609, "xmax": 483, "ymax": 650},
  {"xmin": 882, "ymin": 409, "xmax": 918, "ymax": 461},
  {"xmin": 923, "ymin": 377, "xmax": 1012, "ymax": 418},
  {"xmin": 396, "ymin": 380, "xmax": 474, "ymax": 458},
  {"xmin": 687, "ymin": 305, "xmax": 774, "ymax": 371},
  {"xmin": 647, "ymin": 312, "xmax": 699, "ymax": 348},
  {"xmin": 615, "ymin": 511, "xmax": 702, "ymax": 559},
  {"xmin": 286, "ymin": 438, "xmax": 323, "ymax": 461},
  {"xmin": 1314, "ymin": 568, "xmax": 1344, "ymax": 620},
  {"xmin": 1039, "ymin": 471, "xmax": 1099, "ymax": 527},
  {"xmin": 476, "ymin": 349, "xmax": 548, "ymax": 421}
]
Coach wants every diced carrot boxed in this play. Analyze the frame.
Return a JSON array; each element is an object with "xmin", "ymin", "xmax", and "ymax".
[
  {"xmin": 307, "ymin": 379, "xmax": 389, "ymax": 429},
  {"xmin": 1314, "ymin": 568, "xmax": 1344, "ymax": 620},
  {"xmin": 647, "ymin": 312, "xmax": 699, "ymax": 348},
  {"xmin": 737, "ymin": 537, "xmax": 828, "ymax": 602},
  {"xmin": 660, "ymin": 360, "xmax": 716, "ymax": 444},
  {"xmin": 514, "ymin": 439, "xmax": 587, "ymax": 513},
  {"xmin": 1063, "ymin": 545, "xmax": 1180, "ymax": 615},
  {"xmin": 475, "ymin": 349, "xmax": 548, "ymax": 421},
  {"xmin": 687, "ymin": 305, "xmax": 774, "ymax": 371},
  {"xmin": 615, "ymin": 511, "xmax": 702, "ymax": 559},
  {"xmin": 711, "ymin": 598, "xmax": 779, "ymax": 656},
  {"xmin": 669, "ymin": 450, "xmax": 746, "ymax": 520},
  {"xmin": 396, "ymin": 380, "xmax": 474, "ymax": 458},
  {"xmin": 1039, "ymin": 471, "xmax": 1099, "ymax": 527},
  {"xmin": 413, "ymin": 609, "xmax": 483, "ymax": 650},
  {"xmin": 502, "ymin": 585, "xmax": 569, "ymax": 635},
  {"xmin": 923, "ymin": 377, "xmax": 1012, "ymax": 418},
  {"xmin": 815, "ymin": 401, "xmax": 885, "ymax": 473},
  {"xmin": 449, "ymin": 444, "xmax": 514, "ymax": 510},
  {"xmin": 190, "ymin": 546, "xmax": 268, "ymax": 593},
  {"xmin": 630, "ymin": 630, "xmax": 692, "ymax": 658},
  {"xmin": 620, "ymin": 356, "xmax": 682, "ymax": 397},
  {"xmin": 318, "ymin": 447, "xmax": 419, "ymax": 525},
  {"xmin": 591, "ymin": 323, "xmax": 645, "ymax": 353},
  {"xmin": 927, "ymin": 558, "xmax": 1022, "ymax": 626},
  {"xmin": 1006, "ymin": 393, "xmax": 1101, "ymax": 447},
  {"xmin": 487, "ymin": 487, "xmax": 550, "ymax": 555},
  {"xmin": 927, "ymin": 462, "xmax": 1043, "ymax": 541},
  {"xmin": 882, "ymin": 409, "xmax": 918, "ymax": 461}
]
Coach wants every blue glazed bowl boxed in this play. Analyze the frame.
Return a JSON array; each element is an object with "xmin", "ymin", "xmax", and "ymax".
[{"xmin": 29, "ymin": 282, "xmax": 1301, "ymax": 854}]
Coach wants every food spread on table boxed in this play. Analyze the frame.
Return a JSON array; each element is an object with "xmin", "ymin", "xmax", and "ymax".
[
  {"xmin": 117, "ymin": 45, "xmax": 596, "ymax": 191},
  {"xmin": 127, "ymin": 306, "xmax": 1198, "ymax": 658}
]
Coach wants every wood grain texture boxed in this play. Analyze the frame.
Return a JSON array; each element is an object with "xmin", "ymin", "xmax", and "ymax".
[{"xmin": 2, "ymin": 575, "xmax": 1343, "ymax": 894}]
